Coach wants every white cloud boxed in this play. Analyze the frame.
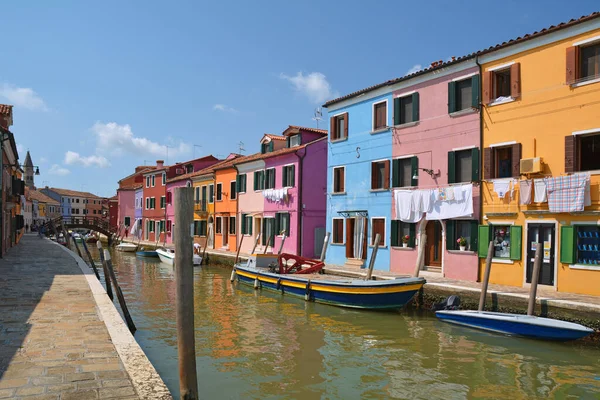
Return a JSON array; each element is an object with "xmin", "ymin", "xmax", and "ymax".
[
  {"xmin": 39, "ymin": 157, "xmax": 47, "ymax": 163},
  {"xmin": 406, "ymin": 64, "xmax": 422, "ymax": 75},
  {"xmin": 16, "ymin": 143, "xmax": 25, "ymax": 155},
  {"xmin": 280, "ymin": 72, "xmax": 338, "ymax": 104},
  {"xmin": 213, "ymin": 104, "xmax": 238, "ymax": 113},
  {"xmin": 91, "ymin": 122, "xmax": 191, "ymax": 158},
  {"xmin": 0, "ymin": 84, "xmax": 48, "ymax": 111},
  {"xmin": 64, "ymin": 151, "xmax": 110, "ymax": 168},
  {"xmin": 48, "ymin": 164, "xmax": 70, "ymax": 176}
]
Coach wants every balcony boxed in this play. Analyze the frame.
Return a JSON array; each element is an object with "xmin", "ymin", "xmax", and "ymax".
[{"xmin": 194, "ymin": 200, "xmax": 208, "ymax": 213}]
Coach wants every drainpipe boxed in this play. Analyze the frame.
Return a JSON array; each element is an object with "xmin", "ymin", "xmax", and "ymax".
[
  {"xmin": 475, "ymin": 55, "xmax": 484, "ymax": 281},
  {"xmin": 295, "ymin": 147, "xmax": 307, "ymax": 257}
]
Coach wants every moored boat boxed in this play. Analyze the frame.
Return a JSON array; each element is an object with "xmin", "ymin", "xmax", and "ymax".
[
  {"xmin": 136, "ymin": 249, "xmax": 158, "ymax": 257},
  {"xmin": 156, "ymin": 247, "xmax": 202, "ymax": 265},
  {"xmin": 116, "ymin": 242, "xmax": 137, "ymax": 252}
]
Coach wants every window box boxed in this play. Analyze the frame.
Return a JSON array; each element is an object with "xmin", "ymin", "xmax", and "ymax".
[{"xmin": 446, "ymin": 220, "xmax": 478, "ymax": 252}]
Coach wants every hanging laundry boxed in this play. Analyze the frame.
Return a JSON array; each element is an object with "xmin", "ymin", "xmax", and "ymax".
[
  {"xmin": 438, "ymin": 188, "xmax": 447, "ymax": 201},
  {"xmin": 545, "ymin": 173, "xmax": 589, "ymax": 213},
  {"xmin": 453, "ymin": 186, "xmax": 464, "ymax": 202},
  {"xmin": 519, "ymin": 180, "xmax": 532, "ymax": 205},
  {"xmin": 394, "ymin": 190, "xmax": 423, "ymax": 223},
  {"xmin": 444, "ymin": 187, "xmax": 455, "ymax": 201},
  {"xmin": 533, "ymin": 179, "xmax": 547, "ymax": 203},
  {"xmin": 493, "ymin": 179, "xmax": 511, "ymax": 199},
  {"xmin": 421, "ymin": 189, "xmax": 433, "ymax": 213},
  {"xmin": 426, "ymin": 184, "xmax": 473, "ymax": 220},
  {"xmin": 411, "ymin": 190, "xmax": 423, "ymax": 212}
]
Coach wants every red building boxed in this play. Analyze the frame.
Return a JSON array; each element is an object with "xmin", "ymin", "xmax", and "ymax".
[{"xmin": 108, "ymin": 195, "xmax": 118, "ymax": 229}]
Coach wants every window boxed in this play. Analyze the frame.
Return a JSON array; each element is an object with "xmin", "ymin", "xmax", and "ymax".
[
  {"xmin": 254, "ymin": 170, "xmax": 265, "ymax": 191},
  {"xmin": 446, "ymin": 220, "xmax": 478, "ymax": 251},
  {"xmin": 448, "ymin": 75, "xmax": 479, "ymax": 113},
  {"xmin": 330, "ymin": 113, "xmax": 347, "ymax": 141},
  {"xmin": 394, "ymin": 93, "xmax": 419, "ymax": 125},
  {"xmin": 150, "ymin": 197, "xmax": 156, "ymax": 209},
  {"xmin": 261, "ymin": 142, "xmax": 274, "ymax": 154},
  {"xmin": 160, "ymin": 196, "xmax": 166, "ymax": 209},
  {"xmin": 162, "ymin": 173, "xmax": 166, "ymax": 185},
  {"xmin": 282, "ymin": 165, "xmax": 295, "ymax": 187},
  {"xmin": 371, "ymin": 218, "xmax": 386, "ymax": 246},
  {"xmin": 76, "ymin": 199, "xmax": 79, "ymax": 203},
  {"xmin": 186, "ymin": 165, "xmax": 193, "ymax": 174},
  {"xmin": 241, "ymin": 214, "xmax": 253, "ymax": 235},
  {"xmin": 373, "ymin": 101, "xmax": 387, "ymax": 131},
  {"xmin": 166, "ymin": 191, "xmax": 172, "ymax": 204},
  {"xmin": 483, "ymin": 144, "xmax": 520, "ymax": 179},
  {"xmin": 579, "ymin": 134, "xmax": 600, "ymax": 172},
  {"xmin": 151, "ymin": 175, "xmax": 155, "ymax": 187},
  {"xmin": 216, "ymin": 183, "xmax": 222, "ymax": 201},
  {"xmin": 265, "ymin": 168, "xmax": 276, "ymax": 189},
  {"xmin": 485, "ymin": 64, "xmax": 520, "ymax": 103},
  {"xmin": 193, "ymin": 220, "xmax": 207, "ymax": 236},
  {"xmin": 371, "ymin": 160, "xmax": 390, "ymax": 190},
  {"xmin": 392, "ymin": 157, "xmax": 417, "ymax": 188},
  {"xmin": 195, "ymin": 187, "xmax": 200, "ymax": 202},
  {"xmin": 492, "ymin": 225, "xmax": 511, "ymax": 259},
  {"xmin": 145, "ymin": 197, "xmax": 149, "ymax": 209},
  {"xmin": 167, "ymin": 220, "xmax": 172, "ymax": 232},
  {"xmin": 237, "ymin": 174, "xmax": 247, "ymax": 193},
  {"xmin": 581, "ymin": 43, "xmax": 600, "ymax": 82},
  {"xmin": 215, "ymin": 217, "xmax": 222, "ymax": 234},
  {"xmin": 391, "ymin": 221, "xmax": 416, "ymax": 247},
  {"xmin": 574, "ymin": 225, "xmax": 600, "ymax": 265},
  {"xmin": 493, "ymin": 69, "xmax": 511, "ymax": 99},
  {"xmin": 230, "ymin": 181, "xmax": 237, "ymax": 200},
  {"xmin": 262, "ymin": 218, "xmax": 276, "ymax": 246},
  {"xmin": 209, "ymin": 184, "xmax": 214, "ymax": 203},
  {"xmin": 149, "ymin": 221, "xmax": 155, "ymax": 232},
  {"xmin": 186, "ymin": 181, "xmax": 192, "ymax": 188},
  {"xmin": 275, "ymin": 212, "xmax": 290, "ymax": 236},
  {"xmin": 449, "ymin": 148, "xmax": 480, "ymax": 183},
  {"xmin": 229, "ymin": 217, "xmax": 236, "ymax": 235},
  {"xmin": 289, "ymin": 134, "xmax": 301, "ymax": 147},
  {"xmin": 333, "ymin": 167, "xmax": 345, "ymax": 193},
  {"xmin": 146, "ymin": 176, "xmax": 151, "ymax": 187}
]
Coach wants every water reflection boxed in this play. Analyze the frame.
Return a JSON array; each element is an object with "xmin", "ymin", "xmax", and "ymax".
[{"xmin": 87, "ymin": 248, "xmax": 600, "ymax": 399}]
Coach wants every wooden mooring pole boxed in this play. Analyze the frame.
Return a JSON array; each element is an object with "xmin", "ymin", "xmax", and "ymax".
[
  {"xmin": 250, "ymin": 234, "xmax": 260, "ymax": 255},
  {"xmin": 96, "ymin": 241, "xmax": 114, "ymax": 301},
  {"xmin": 319, "ymin": 232, "xmax": 331, "ymax": 262},
  {"xmin": 277, "ymin": 233, "xmax": 287, "ymax": 255},
  {"xmin": 72, "ymin": 237, "xmax": 85, "ymax": 262},
  {"xmin": 263, "ymin": 234, "xmax": 273, "ymax": 255},
  {"xmin": 234, "ymin": 234, "xmax": 245, "ymax": 265},
  {"xmin": 527, "ymin": 245, "xmax": 543, "ymax": 316},
  {"xmin": 81, "ymin": 239, "xmax": 101, "ymax": 280},
  {"xmin": 365, "ymin": 234, "xmax": 380, "ymax": 281},
  {"xmin": 103, "ymin": 250, "xmax": 136, "ymax": 334},
  {"xmin": 478, "ymin": 241, "xmax": 495, "ymax": 312},
  {"xmin": 173, "ymin": 186, "xmax": 199, "ymax": 399}
]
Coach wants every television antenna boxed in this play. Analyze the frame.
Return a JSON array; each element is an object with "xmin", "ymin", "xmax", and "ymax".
[
  {"xmin": 312, "ymin": 107, "xmax": 323, "ymax": 128},
  {"xmin": 238, "ymin": 141, "xmax": 245, "ymax": 154}
]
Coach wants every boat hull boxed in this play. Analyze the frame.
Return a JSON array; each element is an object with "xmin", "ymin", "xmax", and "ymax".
[
  {"xmin": 136, "ymin": 251, "xmax": 158, "ymax": 257},
  {"xmin": 234, "ymin": 264, "xmax": 424, "ymax": 309},
  {"xmin": 116, "ymin": 244, "xmax": 137, "ymax": 252},
  {"xmin": 156, "ymin": 249, "xmax": 174, "ymax": 265},
  {"xmin": 436, "ymin": 310, "xmax": 594, "ymax": 341}
]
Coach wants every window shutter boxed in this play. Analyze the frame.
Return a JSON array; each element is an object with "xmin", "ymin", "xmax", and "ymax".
[
  {"xmin": 408, "ymin": 223, "xmax": 416, "ymax": 248},
  {"xmin": 291, "ymin": 165, "xmax": 296, "ymax": 187},
  {"xmin": 509, "ymin": 225, "xmax": 522, "ymax": 260},
  {"xmin": 392, "ymin": 159, "xmax": 400, "ymax": 187},
  {"xmin": 566, "ymin": 46, "xmax": 579, "ymax": 85},
  {"xmin": 261, "ymin": 143, "xmax": 265, "ymax": 154},
  {"xmin": 275, "ymin": 214, "xmax": 280, "ymax": 236},
  {"xmin": 565, "ymin": 135, "xmax": 577, "ymax": 174},
  {"xmin": 470, "ymin": 220, "xmax": 478, "ymax": 252},
  {"xmin": 236, "ymin": 175, "xmax": 240, "ymax": 192},
  {"xmin": 330, "ymin": 116, "xmax": 336, "ymax": 140},
  {"xmin": 560, "ymin": 225, "xmax": 576, "ymax": 264},
  {"xmin": 269, "ymin": 142, "xmax": 274, "ymax": 152},
  {"xmin": 394, "ymin": 97, "xmax": 401, "ymax": 125},
  {"xmin": 510, "ymin": 63, "xmax": 521, "ymax": 98},
  {"xmin": 446, "ymin": 220, "xmax": 455, "ymax": 250},
  {"xmin": 482, "ymin": 71, "xmax": 493, "ymax": 104},
  {"xmin": 344, "ymin": 113, "xmax": 349, "ymax": 138},
  {"xmin": 284, "ymin": 214, "xmax": 290, "ymax": 235},
  {"xmin": 448, "ymin": 81, "xmax": 456, "ymax": 114},
  {"xmin": 483, "ymin": 147, "xmax": 494, "ymax": 180},
  {"xmin": 411, "ymin": 156, "xmax": 419, "ymax": 187},
  {"xmin": 371, "ymin": 163, "xmax": 377, "ymax": 190},
  {"xmin": 478, "ymin": 225, "xmax": 491, "ymax": 258},
  {"xmin": 471, "ymin": 75, "xmax": 480, "ymax": 108},
  {"xmin": 241, "ymin": 214, "xmax": 246, "ymax": 234},
  {"xmin": 412, "ymin": 92, "xmax": 420, "ymax": 122},
  {"xmin": 447, "ymin": 151, "xmax": 456, "ymax": 184},
  {"xmin": 511, "ymin": 143, "xmax": 521, "ymax": 177},
  {"xmin": 340, "ymin": 168, "xmax": 345, "ymax": 192},
  {"xmin": 253, "ymin": 172, "xmax": 258, "ymax": 190},
  {"xmin": 383, "ymin": 160, "xmax": 390, "ymax": 189},
  {"xmin": 286, "ymin": 136, "xmax": 291, "ymax": 148},
  {"xmin": 471, "ymin": 147, "xmax": 480, "ymax": 182},
  {"xmin": 391, "ymin": 220, "xmax": 398, "ymax": 246}
]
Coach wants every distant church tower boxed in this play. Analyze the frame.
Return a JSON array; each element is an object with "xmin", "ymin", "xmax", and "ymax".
[{"xmin": 24, "ymin": 151, "xmax": 35, "ymax": 189}]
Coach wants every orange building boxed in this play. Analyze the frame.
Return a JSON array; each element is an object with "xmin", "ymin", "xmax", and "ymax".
[{"xmin": 213, "ymin": 159, "xmax": 242, "ymax": 252}]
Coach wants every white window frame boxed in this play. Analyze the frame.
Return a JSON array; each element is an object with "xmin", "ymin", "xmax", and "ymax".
[
  {"xmin": 162, "ymin": 172, "xmax": 166, "ymax": 186},
  {"xmin": 332, "ymin": 166, "xmax": 346, "ymax": 194},
  {"xmin": 229, "ymin": 216, "xmax": 236, "ymax": 235},
  {"xmin": 289, "ymin": 134, "xmax": 301, "ymax": 147},
  {"xmin": 371, "ymin": 99, "xmax": 388, "ymax": 132},
  {"xmin": 146, "ymin": 176, "xmax": 150, "ymax": 188},
  {"xmin": 331, "ymin": 112, "xmax": 348, "ymax": 142},
  {"xmin": 370, "ymin": 217, "xmax": 387, "ymax": 247},
  {"xmin": 208, "ymin": 184, "xmax": 214, "ymax": 203},
  {"xmin": 254, "ymin": 169, "xmax": 265, "ymax": 192},
  {"xmin": 151, "ymin": 175, "xmax": 155, "ymax": 187},
  {"xmin": 151, "ymin": 197, "xmax": 156, "ymax": 209},
  {"xmin": 332, "ymin": 218, "xmax": 345, "ymax": 245},
  {"xmin": 145, "ymin": 197, "xmax": 149, "ymax": 210},
  {"xmin": 238, "ymin": 174, "xmax": 247, "ymax": 194},
  {"xmin": 282, "ymin": 163, "xmax": 295, "ymax": 188},
  {"xmin": 265, "ymin": 168, "xmax": 276, "ymax": 190},
  {"xmin": 160, "ymin": 196, "xmax": 166, "ymax": 209}
]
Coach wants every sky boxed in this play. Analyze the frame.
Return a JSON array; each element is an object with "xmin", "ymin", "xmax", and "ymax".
[{"xmin": 1, "ymin": 1, "xmax": 598, "ymax": 197}]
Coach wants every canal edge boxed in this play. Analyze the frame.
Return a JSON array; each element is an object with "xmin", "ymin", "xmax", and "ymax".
[{"xmin": 52, "ymin": 240, "xmax": 173, "ymax": 399}]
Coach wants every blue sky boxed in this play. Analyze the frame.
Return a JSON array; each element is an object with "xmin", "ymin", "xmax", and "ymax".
[{"xmin": 1, "ymin": 1, "xmax": 597, "ymax": 197}]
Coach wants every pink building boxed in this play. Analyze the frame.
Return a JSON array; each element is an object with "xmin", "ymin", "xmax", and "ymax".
[{"xmin": 390, "ymin": 60, "xmax": 481, "ymax": 281}]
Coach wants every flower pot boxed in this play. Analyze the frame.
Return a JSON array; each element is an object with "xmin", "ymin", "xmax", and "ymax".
[
  {"xmin": 459, "ymin": 246, "xmax": 466, "ymax": 251},
  {"xmin": 402, "ymin": 243, "xmax": 408, "ymax": 248}
]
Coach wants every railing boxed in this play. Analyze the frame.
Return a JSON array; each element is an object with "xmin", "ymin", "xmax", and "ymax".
[
  {"xmin": 194, "ymin": 200, "xmax": 208, "ymax": 212},
  {"xmin": 45, "ymin": 216, "xmax": 118, "ymax": 235}
]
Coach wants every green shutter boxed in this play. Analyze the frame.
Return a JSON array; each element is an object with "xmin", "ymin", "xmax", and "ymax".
[
  {"xmin": 290, "ymin": 165, "xmax": 295, "ymax": 187},
  {"xmin": 408, "ymin": 223, "xmax": 416, "ymax": 248},
  {"xmin": 272, "ymin": 169, "xmax": 276, "ymax": 188},
  {"xmin": 248, "ymin": 216, "xmax": 253, "ymax": 235},
  {"xmin": 269, "ymin": 142, "xmax": 274, "ymax": 152},
  {"xmin": 241, "ymin": 214, "xmax": 246, "ymax": 234},
  {"xmin": 471, "ymin": 75, "xmax": 480, "ymax": 109},
  {"xmin": 391, "ymin": 220, "xmax": 398, "ymax": 246},
  {"xmin": 411, "ymin": 156, "xmax": 418, "ymax": 186},
  {"xmin": 560, "ymin": 225, "xmax": 576, "ymax": 264},
  {"xmin": 243, "ymin": 175, "xmax": 247, "ymax": 192},
  {"xmin": 253, "ymin": 172, "xmax": 258, "ymax": 190},
  {"xmin": 286, "ymin": 136, "xmax": 291, "ymax": 148},
  {"xmin": 510, "ymin": 225, "xmax": 522, "ymax": 260},
  {"xmin": 446, "ymin": 220, "xmax": 455, "ymax": 250},
  {"xmin": 448, "ymin": 151, "xmax": 456, "ymax": 184},
  {"xmin": 285, "ymin": 214, "xmax": 290, "ymax": 235},
  {"xmin": 275, "ymin": 213, "xmax": 280, "ymax": 235},
  {"xmin": 236, "ymin": 175, "xmax": 241, "ymax": 192},
  {"xmin": 412, "ymin": 92, "xmax": 419, "ymax": 122},
  {"xmin": 478, "ymin": 225, "xmax": 491, "ymax": 258},
  {"xmin": 393, "ymin": 97, "xmax": 401, "ymax": 125},
  {"xmin": 471, "ymin": 147, "xmax": 480, "ymax": 182},
  {"xmin": 448, "ymin": 81, "xmax": 456, "ymax": 114},
  {"xmin": 470, "ymin": 220, "xmax": 479, "ymax": 252},
  {"xmin": 392, "ymin": 159, "xmax": 400, "ymax": 188},
  {"xmin": 261, "ymin": 143, "xmax": 266, "ymax": 154}
]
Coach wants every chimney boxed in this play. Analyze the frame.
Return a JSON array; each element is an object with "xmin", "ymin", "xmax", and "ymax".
[{"xmin": 156, "ymin": 160, "xmax": 164, "ymax": 168}]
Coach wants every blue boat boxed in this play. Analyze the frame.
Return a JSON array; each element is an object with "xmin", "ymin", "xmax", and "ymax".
[
  {"xmin": 136, "ymin": 250, "xmax": 158, "ymax": 258},
  {"xmin": 233, "ymin": 263, "xmax": 425, "ymax": 310},
  {"xmin": 435, "ymin": 310, "xmax": 594, "ymax": 341}
]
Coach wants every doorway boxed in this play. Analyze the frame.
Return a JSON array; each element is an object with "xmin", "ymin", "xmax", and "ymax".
[
  {"xmin": 345, "ymin": 217, "xmax": 367, "ymax": 260},
  {"xmin": 222, "ymin": 217, "xmax": 229, "ymax": 247},
  {"xmin": 425, "ymin": 221, "xmax": 442, "ymax": 267},
  {"xmin": 526, "ymin": 223, "xmax": 555, "ymax": 286}
]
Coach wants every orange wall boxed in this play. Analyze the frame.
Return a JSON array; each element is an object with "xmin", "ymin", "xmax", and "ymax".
[{"xmin": 214, "ymin": 167, "xmax": 238, "ymax": 252}]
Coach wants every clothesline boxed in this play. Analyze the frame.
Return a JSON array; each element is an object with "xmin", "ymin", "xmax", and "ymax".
[{"xmin": 394, "ymin": 183, "xmax": 474, "ymax": 222}]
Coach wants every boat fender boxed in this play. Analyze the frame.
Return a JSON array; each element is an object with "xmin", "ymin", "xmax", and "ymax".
[
  {"xmin": 230, "ymin": 269, "xmax": 236, "ymax": 282},
  {"xmin": 254, "ymin": 277, "xmax": 260, "ymax": 290},
  {"xmin": 305, "ymin": 279, "xmax": 311, "ymax": 301}
]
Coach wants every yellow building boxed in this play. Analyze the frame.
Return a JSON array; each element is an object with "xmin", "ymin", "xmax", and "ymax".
[{"xmin": 478, "ymin": 14, "xmax": 600, "ymax": 296}]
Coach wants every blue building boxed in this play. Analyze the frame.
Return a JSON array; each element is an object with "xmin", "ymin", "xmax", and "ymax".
[
  {"xmin": 40, "ymin": 187, "xmax": 72, "ymax": 218},
  {"xmin": 324, "ymin": 92, "xmax": 393, "ymax": 270}
]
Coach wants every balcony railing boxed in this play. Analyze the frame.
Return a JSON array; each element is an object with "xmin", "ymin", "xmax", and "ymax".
[{"xmin": 194, "ymin": 200, "xmax": 208, "ymax": 212}]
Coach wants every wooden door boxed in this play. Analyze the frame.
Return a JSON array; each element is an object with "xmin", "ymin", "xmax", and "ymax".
[
  {"xmin": 345, "ymin": 218, "xmax": 355, "ymax": 259},
  {"xmin": 223, "ymin": 217, "xmax": 228, "ymax": 246},
  {"xmin": 425, "ymin": 221, "xmax": 442, "ymax": 267}
]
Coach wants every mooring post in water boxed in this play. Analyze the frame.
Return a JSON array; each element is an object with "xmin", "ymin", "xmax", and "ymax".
[
  {"xmin": 365, "ymin": 234, "xmax": 380, "ymax": 281},
  {"xmin": 173, "ymin": 186, "xmax": 199, "ymax": 399},
  {"xmin": 96, "ymin": 241, "xmax": 114, "ymax": 301},
  {"xmin": 263, "ymin": 234, "xmax": 273, "ymax": 255},
  {"xmin": 250, "ymin": 234, "xmax": 260, "ymax": 255},
  {"xmin": 103, "ymin": 250, "xmax": 136, "ymax": 334},
  {"xmin": 61, "ymin": 224, "xmax": 71, "ymax": 247},
  {"xmin": 527, "ymin": 245, "xmax": 543, "ymax": 316},
  {"xmin": 277, "ymin": 233, "xmax": 287, "ymax": 255},
  {"xmin": 319, "ymin": 232, "xmax": 330, "ymax": 262},
  {"xmin": 72, "ymin": 236, "xmax": 85, "ymax": 260},
  {"xmin": 478, "ymin": 241, "xmax": 495, "ymax": 312},
  {"xmin": 234, "ymin": 233, "xmax": 245, "ymax": 265},
  {"xmin": 413, "ymin": 230, "xmax": 427, "ymax": 277},
  {"xmin": 81, "ymin": 239, "xmax": 101, "ymax": 280}
]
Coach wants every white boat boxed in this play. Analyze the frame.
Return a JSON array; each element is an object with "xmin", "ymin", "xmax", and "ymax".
[
  {"xmin": 193, "ymin": 254, "xmax": 202, "ymax": 266},
  {"xmin": 156, "ymin": 248, "xmax": 202, "ymax": 266},
  {"xmin": 116, "ymin": 242, "xmax": 138, "ymax": 252}
]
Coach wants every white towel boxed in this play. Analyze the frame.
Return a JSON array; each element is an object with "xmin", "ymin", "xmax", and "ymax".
[
  {"xmin": 445, "ymin": 187, "xmax": 455, "ymax": 201},
  {"xmin": 395, "ymin": 190, "xmax": 423, "ymax": 223},
  {"xmin": 534, "ymin": 179, "xmax": 547, "ymax": 203},
  {"xmin": 421, "ymin": 189, "xmax": 433, "ymax": 213},
  {"xmin": 453, "ymin": 186, "xmax": 464, "ymax": 201},
  {"xmin": 411, "ymin": 190, "xmax": 422, "ymax": 213},
  {"xmin": 494, "ymin": 179, "xmax": 511, "ymax": 199},
  {"xmin": 426, "ymin": 184, "xmax": 474, "ymax": 220}
]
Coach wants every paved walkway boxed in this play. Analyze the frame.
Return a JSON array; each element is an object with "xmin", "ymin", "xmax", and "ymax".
[{"xmin": 0, "ymin": 235, "xmax": 140, "ymax": 399}]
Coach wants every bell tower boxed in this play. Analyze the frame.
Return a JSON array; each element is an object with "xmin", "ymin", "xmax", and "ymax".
[{"xmin": 24, "ymin": 151, "xmax": 34, "ymax": 189}]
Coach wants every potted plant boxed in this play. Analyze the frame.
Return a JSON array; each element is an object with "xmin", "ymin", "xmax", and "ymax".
[
  {"xmin": 402, "ymin": 234, "xmax": 410, "ymax": 248},
  {"xmin": 457, "ymin": 237, "xmax": 467, "ymax": 251}
]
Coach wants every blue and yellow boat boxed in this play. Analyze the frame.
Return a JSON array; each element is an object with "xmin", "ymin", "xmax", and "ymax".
[{"xmin": 232, "ymin": 257, "xmax": 425, "ymax": 310}]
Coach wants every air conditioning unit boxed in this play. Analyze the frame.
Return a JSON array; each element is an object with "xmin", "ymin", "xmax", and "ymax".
[
  {"xmin": 520, "ymin": 157, "xmax": 543, "ymax": 174},
  {"xmin": 176, "ymin": 168, "xmax": 184, "ymax": 174}
]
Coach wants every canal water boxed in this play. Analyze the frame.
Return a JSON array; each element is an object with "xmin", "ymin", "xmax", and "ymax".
[{"xmin": 94, "ymin": 248, "xmax": 600, "ymax": 399}]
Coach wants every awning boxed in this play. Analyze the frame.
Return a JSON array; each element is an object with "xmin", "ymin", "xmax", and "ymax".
[{"xmin": 337, "ymin": 210, "xmax": 368, "ymax": 218}]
